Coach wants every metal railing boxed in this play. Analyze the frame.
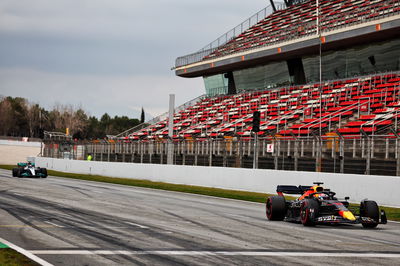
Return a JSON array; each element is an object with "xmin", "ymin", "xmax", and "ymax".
[{"xmin": 174, "ymin": 2, "xmax": 286, "ymax": 68}]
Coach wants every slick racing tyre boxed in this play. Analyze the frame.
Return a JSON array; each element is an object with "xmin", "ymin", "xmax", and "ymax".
[
  {"xmin": 12, "ymin": 168, "xmax": 18, "ymax": 177},
  {"xmin": 300, "ymin": 199, "xmax": 319, "ymax": 226},
  {"xmin": 16, "ymin": 168, "xmax": 23, "ymax": 178},
  {"xmin": 39, "ymin": 168, "xmax": 48, "ymax": 178},
  {"xmin": 266, "ymin": 196, "xmax": 286, "ymax": 221},
  {"xmin": 360, "ymin": 200, "xmax": 379, "ymax": 228}
]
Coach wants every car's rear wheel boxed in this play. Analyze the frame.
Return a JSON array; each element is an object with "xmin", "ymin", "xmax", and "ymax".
[
  {"xmin": 360, "ymin": 200, "xmax": 379, "ymax": 228},
  {"xmin": 300, "ymin": 199, "xmax": 319, "ymax": 226},
  {"xmin": 266, "ymin": 195, "xmax": 286, "ymax": 221}
]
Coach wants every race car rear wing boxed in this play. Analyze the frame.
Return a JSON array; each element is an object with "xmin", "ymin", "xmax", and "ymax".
[{"xmin": 276, "ymin": 185, "xmax": 312, "ymax": 195}]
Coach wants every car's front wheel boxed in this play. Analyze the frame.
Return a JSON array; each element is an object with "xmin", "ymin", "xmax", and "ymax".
[
  {"xmin": 300, "ymin": 199, "xmax": 319, "ymax": 226},
  {"xmin": 40, "ymin": 168, "xmax": 48, "ymax": 178},
  {"xmin": 12, "ymin": 168, "xmax": 18, "ymax": 177},
  {"xmin": 16, "ymin": 168, "xmax": 23, "ymax": 178},
  {"xmin": 360, "ymin": 200, "xmax": 379, "ymax": 228}
]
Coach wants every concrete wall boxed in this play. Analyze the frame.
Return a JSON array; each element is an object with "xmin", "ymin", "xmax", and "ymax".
[{"xmin": 35, "ymin": 157, "xmax": 400, "ymax": 208}]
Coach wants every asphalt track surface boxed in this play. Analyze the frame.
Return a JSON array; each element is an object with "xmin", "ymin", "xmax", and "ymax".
[{"xmin": 0, "ymin": 169, "xmax": 399, "ymax": 266}]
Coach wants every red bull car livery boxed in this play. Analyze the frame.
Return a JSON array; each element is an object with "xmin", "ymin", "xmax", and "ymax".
[{"xmin": 266, "ymin": 182, "xmax": 387, "ymax": 228}]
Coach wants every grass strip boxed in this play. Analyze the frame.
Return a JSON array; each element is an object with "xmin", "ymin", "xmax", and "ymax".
[
  {"xmin": 1, "ymin": 164, "xmax": 399, "ymax": 221},
  {"xmin": 0, "ymin": 249, "xmax": 40, "ymax": 266}
]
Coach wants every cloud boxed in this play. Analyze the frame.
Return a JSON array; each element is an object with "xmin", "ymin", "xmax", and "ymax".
[
  {"xmin": 0, "ymin": 0, "xmax": 277, "ymax": 120},
  {"xmin": 0, "ymin": 67, "xmax": 204, "ymax": 119}
]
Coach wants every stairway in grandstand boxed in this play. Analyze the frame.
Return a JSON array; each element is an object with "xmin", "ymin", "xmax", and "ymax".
[{"xmin": 127, "ymin": 72, "xmax": 400, "ymax": 140}]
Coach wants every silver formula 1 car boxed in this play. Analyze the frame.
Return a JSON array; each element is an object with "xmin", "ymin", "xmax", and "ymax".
[{"xmin": 12, "ymin": 162, "xmax": 48, "ymax": 178}]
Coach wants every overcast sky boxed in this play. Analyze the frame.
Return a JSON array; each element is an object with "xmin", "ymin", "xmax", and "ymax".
[{"xmin": 0, "ymin": 0, "xmax": 273, "ymax": 120}]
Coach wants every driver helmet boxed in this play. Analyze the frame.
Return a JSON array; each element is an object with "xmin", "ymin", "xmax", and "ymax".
[
  {"xmin": 312, "ymin": 185, "xmax": 324, "ymax": 192},
  {"xmin": 314, "ymin": 193, "xmax": 329, "ymax": 200}
]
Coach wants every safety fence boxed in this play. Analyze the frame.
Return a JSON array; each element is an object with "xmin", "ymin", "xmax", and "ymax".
[{"xmin": 42, "ymin": 135, "xmax": 400, "ymax": 176}]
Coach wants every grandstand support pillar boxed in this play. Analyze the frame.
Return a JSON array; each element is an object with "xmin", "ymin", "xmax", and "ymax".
[
  {"xmin": 274, "ymin": 139, "xmax": 279, "ymax": 170},
  {"xmin": 366, "ymin": 138, "xmax": 371, "ymax": 175},
  {"xmin": 140, "ymin": 143, "xmax": 144, "ymax": 164},
  {"xmin": 235, "ymin": 139, "xmax": 242, "ymax": 168},
  {"xmin": 194, "ymin": 142, "xmax": 198, "ymax": 166},
  {"xmin": 340, "ymin": 138, "xmax": 344, "ymax": 174},
  {"xmin": 385, "ymin": 139, "xmax": 389, "ymax": 159},
  {"xmin": 253, "ymin": 133, "xmax": 259, "ymax": 169},
  {"xmin": 149, "ymin": 142, "xmax": 152, "ymax": 164},
  {"xmin": 167, "ymin": 94, "xmax": 175, "ymax": 165},
  {"xmin": 159, "ymin": 143, "xmax": 163, "ymax": 164},
  {"xmin": 182, "ymin": 142, "xmax": 186, "ymax": 165},
  {"xmin": 107, "ymin": 143, "xmax": 110, "ymax": 162},
  {"xmin": 223, "ymin": 143, "xmax": 227, "ymax": 167},
  {"xmin": 122, "ymin": 144, "xmax": 125, "ymax": 162},
  {"xmin": 294, "ymin": 139, "xmax": 299, "ymax": 171},
  {"xmin": 316, "ymin": 139, "xmax": 322, "ymax": 172}
]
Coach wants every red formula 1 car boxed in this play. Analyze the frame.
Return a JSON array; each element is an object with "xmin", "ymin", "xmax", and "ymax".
[{"xmin": 266, "ymin": 182, "xmax": 387, "ymax": 228}]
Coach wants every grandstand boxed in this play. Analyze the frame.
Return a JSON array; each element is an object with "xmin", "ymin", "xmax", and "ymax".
[
  {"xmin": 127, "ymin": 0, "xmax": 400, "ymax": 141},
  {"xmin": 44, "ymin": 0, "xmax": 400, "ymax": 175}
]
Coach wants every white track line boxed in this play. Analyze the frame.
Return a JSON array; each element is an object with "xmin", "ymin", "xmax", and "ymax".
[
  {"xmin": 125, "ymin": 222, "xmax": 149, "ymax": 229},
  {"xmin": 0, "ymin": 237, "xmax": 54, "ymax": 266},
  {"xmin": 28, "ymin": 250, "xmax": 400, "ymax": 258},
  {"xmin": 44, "ymin": 221, "xmax": 64, "ymax": 228}
]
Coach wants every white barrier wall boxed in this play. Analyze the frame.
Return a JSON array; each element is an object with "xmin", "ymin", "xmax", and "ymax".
[{"xmin": 35, "ymin": 157, "xmax": 400, "ymax": 208}]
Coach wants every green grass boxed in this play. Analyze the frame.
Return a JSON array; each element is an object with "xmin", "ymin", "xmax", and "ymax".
[
  {"xmin": 1, "ymin": 164, "xmax": 399, "ymax": 221},
  {"xmin": 0, "ymin": 249, "xmax": 40, "ymax": 266},
  {"xmin": 0, "ymin": 165, "xmax": 13, "ymax": 170}
]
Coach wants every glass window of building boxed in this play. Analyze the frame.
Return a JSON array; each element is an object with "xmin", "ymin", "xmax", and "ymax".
[
  {"xmin": 233, "ymin": 61, "xmax": 289, "ymax": 92},
  {"xmin": 203, "ymin": 74, "xmax": 228, "ymax": 96}
]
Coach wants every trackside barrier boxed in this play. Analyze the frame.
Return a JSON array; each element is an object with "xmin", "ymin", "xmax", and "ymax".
[{"xmin": 35, "ymin": 157, "xmax": 400, "ymax": 208}]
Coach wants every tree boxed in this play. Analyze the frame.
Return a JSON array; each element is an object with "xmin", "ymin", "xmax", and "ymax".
[
  {"xmin": 26, "ymin": 103, "xmax": 41, "ymax": 138},
  {"xmin": 6, "ymin": 97, "xmax": 29, "ymax": 136},
  {"xmin": 140, "ymin": 107, "xmax": 145, "ymax": 123},
  {"xmin": 100, "ymin": 113, "xmax": 112, "ymax": 136},
  {"xmin": 0, "ymin": 96, "xmax": 141, "ymax": 139},
  {"xmin": 0, "ymin": 97, "xmax": 13, "ymax": 136}
]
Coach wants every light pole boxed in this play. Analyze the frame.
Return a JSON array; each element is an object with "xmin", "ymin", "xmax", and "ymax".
[{"xmin": 317, "ymin": 0, "xmax": 323, "ymax": 172}]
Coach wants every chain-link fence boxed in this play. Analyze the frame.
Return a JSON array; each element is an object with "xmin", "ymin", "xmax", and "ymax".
[{"xmin": 42, "ymin": 135, "xmax": 400, "ymax": 176}]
